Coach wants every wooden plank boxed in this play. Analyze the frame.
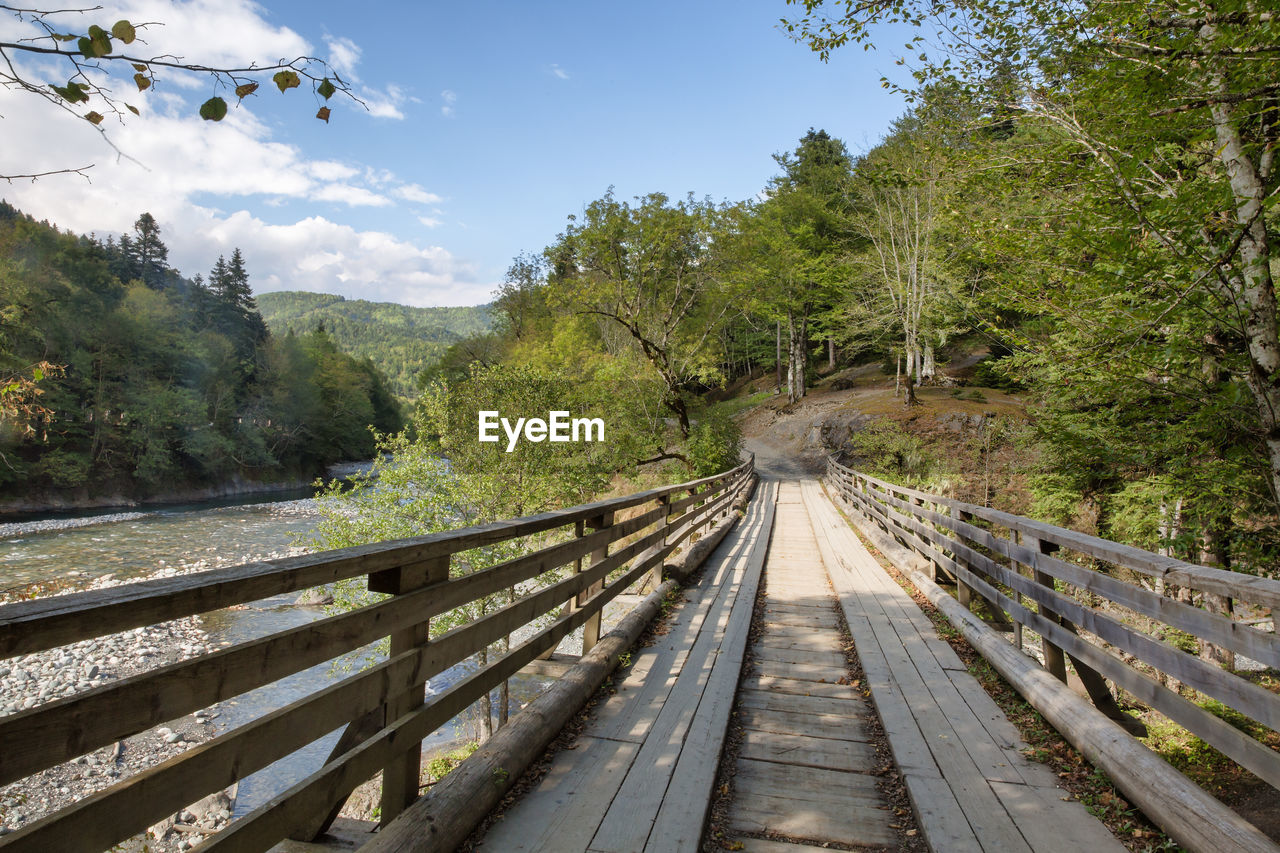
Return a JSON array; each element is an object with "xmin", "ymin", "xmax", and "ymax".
[
  {"xmin": 643, "ymin": 486, "xmax": 776, "ymax": 853},
  {"xmin": 588, "ymin": 506, "xmax": 758, "ymax": 744},
  {"xmin": 879, "ymin": 489, "xmax": 1280, "ymax": 670},
  {"xmin": 477, "ymin": 736, "xmax": 642, "ymax": 852},
  {"xmin": 856, "ymin": 514, "xmax": 1278, "ymax": 853},
  {"xmin": 754, "ymin": 632, "xmax": 842, "ymax": 653},
  {"xmin": 379, "ymin": 554, "xmax": 448, "ymax": 825},
  {"xmin": 738, "ymin": 703, "xmax": 871, "ymax": 743},
  {"xmin": 804, "ymin": 482, "xmax": 1036, "ymax": 853},
  {"xmin": 736, "ymin": 688, "xmax": 863, "ymax": 719},
  {"xmin": 727, "ymin": 791, "xmax": 896, "ymax": 848},
  {"xmin": 940, "ymin": 548, "xmax": 1280, "ymax": 787},
  {"xmin": 751, "ymin": 645, "xmax": 846, "ymax": 668},
  {"xmin": 733, "ymin": 757, "xmax": 881, "ymax": 805},
  {"xmin": 753, "ymin": 658, "xmax": 842, "ymax": 683},
  {"xmin": 739, "ymin": 674, "xmax": 861, "ymax": 701},
  {"xmin": 738, "ymin": 728, "xmax": 875, "ymax": 772},
  {"xmin": 730, "ymin": 839, "xmax": 845, "ymax": 853},
  {"xmin": 589, "ymin": 487, "xmax": 775, "ymax": 853},
  {"xmin": 989, "ymin": 780, "xmax": 1126, "ymax": 853}
]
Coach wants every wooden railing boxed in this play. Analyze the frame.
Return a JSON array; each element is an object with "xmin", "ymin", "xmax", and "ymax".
[
  {"xmin": 826, "ymin": 458, "xmax": 1279, "ymax": 792},
  {"xmin": 0, "ymin": 457, "xmax": 753, "ymax": 853}
]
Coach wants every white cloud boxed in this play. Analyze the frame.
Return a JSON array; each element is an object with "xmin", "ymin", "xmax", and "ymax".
[
  {"xmin": 550, "ymin": 64, "xmax": 570, "ymax": 80},
  {"xmin": 362, "ymin": 84, "xmax": 408, "ymax": 120},
  {"xmin": 395, "ymin": 184, "xmax": 443, "ymax": 205},
  {"xmin": 441, "ymin": 90, "xmax": 457, "ymax": 118},
  {"xmin": 306, "ymin": 160, "xmax": 360, "ymax": 182},
  {"xmin": 418, "ymin": 216, "xmax": 443, "ymax": 229},
  {"xmin": 326, "ymin": 36, "xmax": 362, "ymax": 82},
  {"xmin": 312, "ymin": 184, "xmax": 392, "ymax": 207},
  {"xmin": 0, "ymin": 3, "xmax": 486, "ymax": 307}
]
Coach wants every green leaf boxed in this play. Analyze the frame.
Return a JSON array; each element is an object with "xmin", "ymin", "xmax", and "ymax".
[
  {"xmin": 133, "ymin": 73, "xmax": 150, "ymax": 91},
  {"xmin": 53, "ymin": 33, "xmax": 77, "ymax": 42},
  {"xmin": 50, "ymin": 81, "xmax": 90, "ymax": 103},
  {"xmin": 234, "ymin": 82, "xmax": 259, "ymax": 99},
  {"xmin": 31, "ymin": 367, "xmax": 44, "ymax": 382},
  {"xmin": 316, "ymin": 106, "xmax": 331, "ymax": 123},
  {"xmin": 111, "ymin": 20, "xmax": 136, "ymax": 44},
  {"xmin": 84, "ymin": 25, "xmax": 112, "ymax": 58},
  {"xmin": 126, "ymin": 104, "xmax": 140, "ymax": 116},
  {"xmin": 199, "ymin": 96, "xmax": 228, "ymax": 122},
  {"xmin": 317, "ymin": 78, "xmax": 336, "ymax": 100},
  {"xmin": 272, "ymin": 70, "xmax": 301, "ymax": 93},
  {"xmin": 85, "ymin": 111, "xmax": 104, "ymax": 125}
]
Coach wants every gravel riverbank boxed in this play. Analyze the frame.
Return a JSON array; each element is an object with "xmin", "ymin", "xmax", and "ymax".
[{"xmin": 0, "ymin": 535, "xmax": 315, "ymax": 851}]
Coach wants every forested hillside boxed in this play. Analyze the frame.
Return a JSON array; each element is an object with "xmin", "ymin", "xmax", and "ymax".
[
  {"xmin": 256, "ymin": 291, "xmax": 490, "ymax": 398},
  {"xmin": 0, "ymin": 203, "xmax": 402, "ymax": 505}
]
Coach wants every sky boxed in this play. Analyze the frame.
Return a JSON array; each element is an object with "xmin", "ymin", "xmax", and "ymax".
[{"xmin": 1, "ymin": 1, "xmax": 911, "ymax": 307}]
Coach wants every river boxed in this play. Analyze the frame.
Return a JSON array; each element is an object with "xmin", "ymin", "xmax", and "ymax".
[{"xmin": 0, "ymin": 491, "xmax": 559, "ymax": 817}]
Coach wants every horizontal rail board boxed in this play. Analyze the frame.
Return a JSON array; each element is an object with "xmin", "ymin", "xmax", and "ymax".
[
  {"xmin": 201, "ymin": 542, "xmax": 672, "ymax": 853},
  {"xmin": 848, "ymin": 468, "xmax": 1280, "ymax": 609},
  {"xmin": 0, "ymin": 522, "xmax": 677, "ymax": 852},
  {"xmin": 865, "ymin": 483, "xmax": 1279, "ymax": 669},
  {"xmin": 826, "ymin": 459, "xmax": 1280, "ymax": 792},
  {"xmin": 0, "ymin": 457, "xmax": 753, "ymax": 853},
  {"xmin": 0, "ymin": 502, "xmax": 674, "ymax": 784},
  {"xmin": 0, "ymin": 461, "xmax": 749, "ymax": 658}
]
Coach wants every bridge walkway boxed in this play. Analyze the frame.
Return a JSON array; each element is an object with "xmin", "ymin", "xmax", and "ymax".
[{"xmin": 475, "ymin": 476, "xmax": 1125, "ymax": 853}]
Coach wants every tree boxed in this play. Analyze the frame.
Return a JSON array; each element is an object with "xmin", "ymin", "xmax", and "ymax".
[
  {"xmin": 129, "ymin": 212, "xmax": 168, "ymax": 289},
  {"xmin": 783, "ymin": 0, "xmax": 1280, "ymax": 513},
  {"xmin": 846, "ymin": 113, "xmax": 961, "ymax": 405},
  {"xmin": 547, "ymin": 190, "xmax": 734, "ymax": 437},
  {"xmin": 736, "ymin": 130, "xmax": 854, "ymax": 403},
  {"xmin": 1, "ymin": 4, "xmax": 355, "ymax": 180}
]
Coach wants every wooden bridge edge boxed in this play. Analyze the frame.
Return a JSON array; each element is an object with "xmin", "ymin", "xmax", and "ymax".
[
  {"xmin": 360, "ymin": 476, "xmax": 759, "ymax": 853},
  {"xmin": 835, "ymin": 491, "xmax": 1280, "ymax": 853}
]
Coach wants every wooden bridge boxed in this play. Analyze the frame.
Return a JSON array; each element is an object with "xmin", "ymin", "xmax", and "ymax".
[{"xmin": 0, "ymin": 454, "xmax": 1277, "ymax": 852}]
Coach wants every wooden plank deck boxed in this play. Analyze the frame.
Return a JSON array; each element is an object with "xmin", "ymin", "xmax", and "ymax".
[
  {"xmin": 801, "ymin": 478, "xmax": 1126, "ymax": 853},
  {"xmin": 723, "ymin": 481, "xmax": 895, "ymax": 852},
  {"xmin": 473, "ymin": 475, "xmax": 1126, "ymax": 853},
  {"xmin": 476, "ymin": 481, "xmax": 778, "ymax": 853}
]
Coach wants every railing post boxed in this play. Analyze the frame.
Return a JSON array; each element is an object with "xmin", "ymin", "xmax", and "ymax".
[
  {"xmin": 579, "ymin": 511, "xmax": 614, "ymax": 652},
  {"xmin": 956, "ymin": 509, "xmax": 976, "ymax": 609},
  {"xmin": 1026, "ymin": 536, "xmax": 1068, "ymax": 682},
  {"xmin": 654, "ymin": 494, "xmax": 673, "ymax": 590},
  {"xmin": 369, "ymin": 554, "xmax": 450, "ymax": 825}
]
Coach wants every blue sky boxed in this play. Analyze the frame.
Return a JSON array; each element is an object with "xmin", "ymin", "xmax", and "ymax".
[{"xmin": 2, "ymin": 1, "xmax": 910, "ymax": 306}]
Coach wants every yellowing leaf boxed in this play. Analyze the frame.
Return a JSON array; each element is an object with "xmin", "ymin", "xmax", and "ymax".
[
  {"xmin": 272, "ymin": 70, "xmax": 301, "ymax": 93},
  {"xmin": 126, "ymin": 104, "xmax": 140, "ymax": 116},
  {"xmin": 85, "ymin": 25, "xmax": 112, "ymax": 57},
  {"xmin": 111, "ymin": 20, "xmax": 136, "ymax": 44},
  {"xmin": 316, "ymin": 106, "xmax": 331, "ymax": 123},
  {"xmin": 235, "ymin": 82, "xmax": 259, "ymax": 99},
  {"xmin": 132, "ymin": 62, "xmax": 148, "ymax": 72},
  {"xmin": 133, "ymin": 73, "xmax": 150, "ymax": 91},
  {"xmin": 199, "ymin": 96, "xmax": 228, "ymax": 122},
  {"xmin": 85, "ymin": 111, "xmax": 105, "ymax": 125}
]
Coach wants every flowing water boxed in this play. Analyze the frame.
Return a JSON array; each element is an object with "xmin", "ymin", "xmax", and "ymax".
[{"xmin": 0, "ymin": 492, "xmax": 556, "ymax": 816}]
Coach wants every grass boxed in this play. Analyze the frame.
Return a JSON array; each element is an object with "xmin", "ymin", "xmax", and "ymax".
[
  {"xmin": 703, "ymin": 389, "xmax": 773, "ymax": 420},
  {"xmin": 424, "ymin": 741, "xmax": 480, "ymax": 786}
]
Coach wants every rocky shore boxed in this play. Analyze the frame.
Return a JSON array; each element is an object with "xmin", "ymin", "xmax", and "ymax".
[{"xmin": 0, "ymin": 542, "xmax": 314, "ymax": 850}]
